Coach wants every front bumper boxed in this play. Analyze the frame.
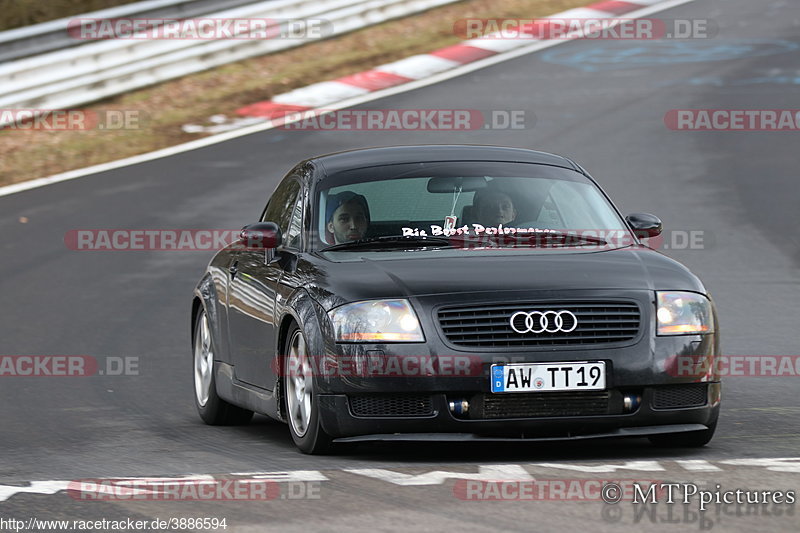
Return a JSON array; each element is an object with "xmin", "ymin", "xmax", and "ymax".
[
  {"xmin": 317, "ymin": 382, "xmax": 721, "ymax": 439},
  {"xmin": 312, "ymin": 289, "xmax": 721, "ymax": 440}
]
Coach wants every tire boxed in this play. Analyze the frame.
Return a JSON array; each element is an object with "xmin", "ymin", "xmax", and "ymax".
[
  {"xmin": 283, "ymin": 324, "xmax": 333, "ymax": 454},
  {"xmin": 648, "ymin": 416, "xmax": 718, "ymax": 448},
  {"xmin": 193, "ymin": 308, "xmax": 254, "ymax": 425}
]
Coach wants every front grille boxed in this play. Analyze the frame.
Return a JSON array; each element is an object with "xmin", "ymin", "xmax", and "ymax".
[
  {"xmin": 349, "ymin": 395, "xmax": 434, "ymax": 417},
  {"xmin": 475, "ymin": 391, "xmax": 612, "ymax": 419},
  {"xmin": 652, "ymin": 384, "xmax": 708, "ymax": 409},
  {"xmin": 438, "ymin": 301, "xmax": 641, "ymax": 348}
]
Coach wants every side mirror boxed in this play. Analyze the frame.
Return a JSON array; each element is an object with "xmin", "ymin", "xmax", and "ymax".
[
  {"xmin": 239, "ymin": 222, "xmax": 282, "ymax": 250},
  {"xmin": 625, "ymin": 213, "xmax": 662, "ymax": 239}
]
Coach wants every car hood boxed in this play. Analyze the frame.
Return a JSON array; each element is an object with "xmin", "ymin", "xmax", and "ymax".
[{"xmin": 303, "ymin": 246, "xmax": 706, "ymax": 309}]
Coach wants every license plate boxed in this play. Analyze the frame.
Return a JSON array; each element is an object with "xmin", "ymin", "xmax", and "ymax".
[{"xmin": 490, "ymin": 362, "xmax": 606, "ymax": 393}]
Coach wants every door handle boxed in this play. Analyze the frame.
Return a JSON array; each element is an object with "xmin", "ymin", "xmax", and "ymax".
[{"xmin": 229, "ymin": 261, "xmax": 239, "ymax": 278}]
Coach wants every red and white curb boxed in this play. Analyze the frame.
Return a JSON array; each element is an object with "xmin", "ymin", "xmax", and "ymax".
[
  {"xmin": 183, "ymin": 0, "xmax": 671, "ymax": 133},
  {"xmin": 1, "ymin": 0, "xmax": 692, "ymax": 198}
]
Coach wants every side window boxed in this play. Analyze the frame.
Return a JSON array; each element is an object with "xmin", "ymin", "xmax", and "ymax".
[
  {"xmin": 262, "ymin": 179, "xmax": 301, "ymax": 244},
  {"xmin": 285, "ymin": 192, "xmax": 304, "ymax": 249}
]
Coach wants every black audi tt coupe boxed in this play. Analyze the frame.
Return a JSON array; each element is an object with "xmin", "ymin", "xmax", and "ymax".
[{"xmin": 191, "ymin": 145, "xmax": 720, "ymax": 454}]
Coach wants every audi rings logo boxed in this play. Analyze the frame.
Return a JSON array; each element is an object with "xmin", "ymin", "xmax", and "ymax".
[{"xmin": 509, "ymin": 310, "xmax": 578, "ymax": 334}]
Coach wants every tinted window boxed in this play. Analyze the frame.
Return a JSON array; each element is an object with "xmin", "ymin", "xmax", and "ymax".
[
  {"xmin": 285, "ymin": 192, "xmax": 304, "ymax": 249},
  {"xmin": 262, "ymin": 179, "xmax": 301, "ymax": 240},
  {"xmin": 314, "ymin": 162, "xmax": 627, "ymax": 248}
]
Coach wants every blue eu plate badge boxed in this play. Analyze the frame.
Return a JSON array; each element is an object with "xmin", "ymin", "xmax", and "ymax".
[{"xmin": 492, "ymin": 365, "xmax": 505, "ymax": 392}]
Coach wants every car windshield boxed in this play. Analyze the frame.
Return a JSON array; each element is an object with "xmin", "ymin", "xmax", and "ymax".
[{"xmin": 313, "ymin": 161, "xmax": 631, "ymax": 251}]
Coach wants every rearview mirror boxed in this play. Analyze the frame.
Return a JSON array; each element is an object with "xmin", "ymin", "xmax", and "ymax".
[
  {"xmin": 427, "ymin": 176, "xmax": 488, "ymax": 193},
  {"xmin": 239, "ymin": 222, "xmax": 282, "ymax": 250},
  {"xmin": 625, "ymin": 213, "xmax": 662, "ymax": 239}
]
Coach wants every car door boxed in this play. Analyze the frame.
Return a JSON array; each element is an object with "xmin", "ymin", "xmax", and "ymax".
[{"xmin": 226, "ymin": 177, "xmax": 303, "ymax": 389}]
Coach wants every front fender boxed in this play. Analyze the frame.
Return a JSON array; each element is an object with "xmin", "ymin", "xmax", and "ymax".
[
  {"xmin": 278, "ymin": 288, "xmax": 328, "ymax": 364},
  {"xmin": 193, "ymin": 267, "xmax": 232, "ymax": 365},
  {"xmin": 270, "ymin": 289, "xmax": 328, "ymax": 421}
]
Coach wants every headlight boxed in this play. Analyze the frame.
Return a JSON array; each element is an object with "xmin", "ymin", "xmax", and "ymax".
[
  {"xmin": 656, "ymin": 291, "xmax": 714, "ymax": 335},
  {"xmin": 328, "ymin": 299, "xmax": 424, "ymax": 342}
]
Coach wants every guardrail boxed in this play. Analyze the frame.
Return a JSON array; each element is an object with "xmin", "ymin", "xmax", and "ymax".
[
  {"xmin": 0, "ymin": 0, "xmax": 458, "ymax": 126},
  {"xmin": 0, "ymin": 0, "xmax": 268, "ymax": 63}
]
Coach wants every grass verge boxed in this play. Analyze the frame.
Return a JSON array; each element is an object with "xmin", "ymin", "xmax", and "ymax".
[
  {"xmin": 0, "ymin": 0, "xmax": 142, "ymax": 31},
  {"xmin": 0, "ymin": 0, "xmax": 591, "ymax": 187}
]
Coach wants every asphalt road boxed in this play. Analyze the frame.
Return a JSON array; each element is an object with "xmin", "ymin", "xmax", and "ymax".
[{"xmin": 1, "ymin": 0, "xmax": 799, "ymax": 531}]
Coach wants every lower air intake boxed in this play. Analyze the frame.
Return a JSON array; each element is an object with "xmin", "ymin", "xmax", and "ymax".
[
  {"xmin": 349, "ymin": 395, "xmax": 434, "ymax": 417},
  {"xmin": 652, "ymin": 384, "xmax": 708, "ymax": 409},
  {"xmin": 478, "ymin": 391, "xmax": 612, "ymax": 419}
]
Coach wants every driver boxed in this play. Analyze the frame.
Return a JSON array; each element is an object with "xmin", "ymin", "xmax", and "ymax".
[{"xmin": 325, "ymin": 191, "xmax": 370, "ymax": 244}]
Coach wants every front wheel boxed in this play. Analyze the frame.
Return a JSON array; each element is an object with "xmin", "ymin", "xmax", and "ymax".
[
  {"xmin": 284, "ymin": 325, "xmax": 333, "ymax": 454},
  {"xmin": 193, "ymin": 308, "xmax": 253, "ymax": 425}
]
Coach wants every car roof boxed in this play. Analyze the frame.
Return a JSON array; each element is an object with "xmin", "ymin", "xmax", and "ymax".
[{"xmin": 311, "ymin": 145, "xmax": 579, "ymax": 176}]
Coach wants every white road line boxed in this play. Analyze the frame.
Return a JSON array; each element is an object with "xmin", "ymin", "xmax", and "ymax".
[
  {"xmin": 2, "ymin": 456, "xmax": 800, "ymax": 500},
  {"xmin": 718, "ymin": 458, "xmax": 800, "ymax": 473},
  {"xmin": 530, "ymin": 460, "xmax": 666, "ymax": 473},
  {"xmin": 0, "ymin": 481, "xmax": 70, "ymax": 502},
  {"xmin": 0, "ymin": 0, "xmax": 695, "ymax": 199},
  {"xmin": 344, "ymin": 464, "xmax": 533, "ymax": 486},
  {"xmin": 675, "ymin": 460, "xmax": 723, "ymax": 471},
  {"xmin": 228, "ymin": 470, "xmax": 330, "ymax": 481}
]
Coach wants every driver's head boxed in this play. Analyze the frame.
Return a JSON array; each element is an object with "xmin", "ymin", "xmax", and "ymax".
[
  {"xmin": 474, "ymin": 190, "xmax": 517, "ymax": 226},
  {"xmin": 326, "ymin": 191, "xmax": 370, "ymax": 244}
]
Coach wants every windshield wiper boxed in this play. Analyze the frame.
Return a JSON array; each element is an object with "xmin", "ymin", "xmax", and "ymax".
[{"xmin": 320, "ymin": 235, "xmax": 453, "ymax": 252}]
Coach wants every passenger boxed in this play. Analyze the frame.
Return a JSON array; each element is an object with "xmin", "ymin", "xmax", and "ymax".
[
  {"xmin": 325, "ymin": 191, "xmax": 370, "ymax": 244},
  {"xmin": 473, "ymin": 189, "xmax": 518, "ymax": 227}
]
